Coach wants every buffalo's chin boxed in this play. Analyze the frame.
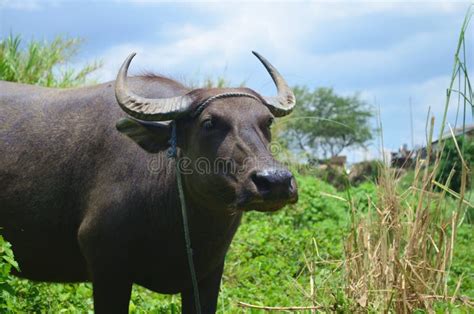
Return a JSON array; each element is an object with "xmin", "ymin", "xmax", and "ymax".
[
  {"xmin": 252, "ymin": 202, "xmax": 287, "ymax": 212},
  {"xmin": 237, "ymin": 194, "xmax": 298, "ymax": 212},
  {"xmin": 259, "ymin": 197, "xmax": 298, "ymax": 212}
]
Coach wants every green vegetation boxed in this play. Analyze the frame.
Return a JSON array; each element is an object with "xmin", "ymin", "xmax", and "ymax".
[
  {"xmin": 0, "ymin": 234, "xmax": 19, "ymax": 311},
  {"xmin": 437, "ymin": 136, "xmax": 474, "ymax": 193},
  {"xmin": 1, "ymin": 175, "xmax": 472, "ymax": 312},
  {"xmin": 0, "ymin": 34, "xmax": 101, "ymax": 87}
]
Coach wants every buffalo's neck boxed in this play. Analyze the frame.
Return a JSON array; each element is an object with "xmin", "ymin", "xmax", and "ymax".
[
  {"xmin": 176, "ymin": 168, "xmax": 243, "ymax": 246},
  {"xmin": 182, "ymin": 193, "xmax": 243, "ymax": 278},
  {"xmin": 134, "ymin": 154, "xmax": 242, "ymax": 283},
  {"xmin": 187, "ymin": 198, "xmax": 243, "ymax": 247},
  {"xmin": 140, "ymin": 153, "xmax": 242, "ymax": 245}
]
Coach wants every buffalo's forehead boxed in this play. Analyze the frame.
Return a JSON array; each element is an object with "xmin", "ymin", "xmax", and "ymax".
[
  {"xmin": 190, "ymin": 87, "xmax": 261, "ymax": 107},
  {"xmin": 203, "ymin": 98, "xmax": 271, "ymax": 120},
  {"xmin": 190, "ymin": 87, "xmax": 270, "ymax": 118}
]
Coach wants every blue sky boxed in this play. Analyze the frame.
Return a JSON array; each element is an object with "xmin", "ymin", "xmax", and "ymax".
[{"xmin": 1, "ymin": 0, "xmax": 473, "ymax": 162}]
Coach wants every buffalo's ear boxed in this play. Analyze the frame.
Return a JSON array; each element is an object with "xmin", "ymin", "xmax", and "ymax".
[{"xmin": 116, "ymin": 117, "xmax": 171, "ymax": 153}]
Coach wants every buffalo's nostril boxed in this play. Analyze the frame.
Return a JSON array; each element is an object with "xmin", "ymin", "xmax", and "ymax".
[{"xmin": 251, "ymin": 169, "xmax": 294, "ymax": 198}]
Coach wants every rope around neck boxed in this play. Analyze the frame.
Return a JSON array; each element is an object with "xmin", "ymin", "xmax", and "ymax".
[
  {"xmin": 167, "ymin": 93, "xmax": 262, "ymax": 313},
  {"xmin": 168, "ymin": 120, "xmax": 201, "ymax": 314}
]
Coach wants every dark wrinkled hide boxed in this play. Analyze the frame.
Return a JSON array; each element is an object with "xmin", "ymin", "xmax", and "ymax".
[{"xmin": 0, "ymin": 77, "xmax": 297, "ymax": 313}]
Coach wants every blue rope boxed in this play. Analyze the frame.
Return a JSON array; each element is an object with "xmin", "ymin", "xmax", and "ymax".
[
  {"xmin": 168, "ymin": 120, "xmax": 201, "ymax": 313},
  {"xmin": 167, "ymin": 120, "xmax": 178, "ymax": 158}
]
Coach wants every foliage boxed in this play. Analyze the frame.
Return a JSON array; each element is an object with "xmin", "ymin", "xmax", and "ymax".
[
  {"xmin": 278, "ymin": 86, "xmax": 373, "ymax": 161},
  {"xmin": 0, "ymin": 234, "xmax": 19, "ymax": 311},
  {"xmin": 0, "ymin": 34, "xmax": 101, "ymax": 87},
  {"xmin": 348, "ymin": 181, "xmax": 378, "ymax": 212},
  {"xmin": 451, "ymin": 225, "xmax": 474, "ymax": 298},
  {"xmin": 3, "ymin": 281, "xmax": 93, "ymax": 313},
  {"xmin": 203, "ymin": 76, "xmax": 234, "ymax": 88},
  {"xmin": 0, "ymin": 176, "xmax": 472, "ymax": 312},
  {"xmin": 348, "ymin": 160, "xmax": 382, "ymax": 187},
  {"xmin": 437, "ymin": 136, "xmax": 474, "ymax": 193},
  {"xmin": 314, "ymin": 165, "xmax": 349, "ymax": 191},
  {"xmin": 221, "ymin": 175, "xmax": 351, "ymax": 311}
]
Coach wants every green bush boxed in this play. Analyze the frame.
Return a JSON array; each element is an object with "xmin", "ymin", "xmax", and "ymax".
[
  {"xmin": 437, "ymin": 136, "xmax": 474, "ymax": 193},
  {"xmin": 0, "ymin": 234, "xmax": 19, "ymax": 311},
  {"xmin": 222, "ymin": 175, "xmax": 350, "ymax": 309},
  {"xmin": 348, "ymin": 160, "xmax": 381, "ymax": 186},
  {"xmin": 313, "ymin": 165, "xmax": 349, "ymax": 191}
]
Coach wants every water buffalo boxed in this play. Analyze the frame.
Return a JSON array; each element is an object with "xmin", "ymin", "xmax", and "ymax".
[{"xmin": 0, "ymin": 52, "xmax": 298, "ymax": 313}]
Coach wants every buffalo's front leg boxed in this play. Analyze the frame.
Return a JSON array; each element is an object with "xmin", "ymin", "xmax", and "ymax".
[
  {"xmin": 78, "ymin": 206, "xmax": 134, "ymax": 314},
  {"xmin": 92, "ymin": 269, "xmax": 133, "ymax": 314},
  {"xmin": 181, "ymin": 262, "xmax": 224, "ymax": 314},
  {"xmin": 82, "ymin": 248, "xmax": 133, "ymax": 313}
]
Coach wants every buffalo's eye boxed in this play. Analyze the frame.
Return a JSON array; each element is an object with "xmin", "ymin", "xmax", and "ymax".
[
  {"xmin": 201, "ymin": 118, "xmax": 214, "ymax": 130},
  {"xmin": 266, "ymin": 117, "xmax": 274, "ymax": 129}
]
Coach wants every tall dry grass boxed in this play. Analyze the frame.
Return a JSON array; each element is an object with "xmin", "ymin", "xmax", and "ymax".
[
  {"xmin": 345, "ymin": 6, "xmax": 474, "ymax": 313},
  {"xmin": 236, "ymin": 6, "xmax": 474, "ymax": 312}
]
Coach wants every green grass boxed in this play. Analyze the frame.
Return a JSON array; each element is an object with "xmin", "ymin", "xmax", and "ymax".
[{"xmin": 2, "ymin": 175, "xmax": 472, "ymax": 312}]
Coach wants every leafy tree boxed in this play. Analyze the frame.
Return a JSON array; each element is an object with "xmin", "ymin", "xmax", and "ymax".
[
  {"xmin": 278, "ymin": 86, "xmax": 373, "ymax": 162},
  {"xmin": 0, "ymin": 34, "xmax": 101, "ymax": 87}
]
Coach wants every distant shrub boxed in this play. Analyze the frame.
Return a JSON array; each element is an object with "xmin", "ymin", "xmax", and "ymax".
[
  {"xmin": 349, "ymin": 181, "xmax": 378, "ymax": 212},
  {"xmin": 437, "ymin": 136, "xmax": 474, "ymax": 193},
  {"xmin": 311, "ymin": 165, "xmax": 348, "ymax": 191},
  {"xmin": 348, "ymin": 160, "xmax": 381, "ymax": 186}
]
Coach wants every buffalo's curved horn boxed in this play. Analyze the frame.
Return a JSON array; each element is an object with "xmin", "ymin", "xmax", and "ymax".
[
  {"xmin": 252, "ymin": 51, "xmax": 296, "ymax": 117},
  {"xmin": 115, "ymin": 53, "xmax": 193, "ymax": 121}
]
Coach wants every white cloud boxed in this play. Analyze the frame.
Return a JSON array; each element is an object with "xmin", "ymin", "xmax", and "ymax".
[
  {"xmin": 0, "ymin": 0, "xmax": 68, "ymax": 10},
  {"xmin": 94, "ymin": 5, "xmax": 307, "ymax": 82},
  {"xmin": 86, "ymin": 1, "xmax": 470, "ymax": 156},
  {"xmin": 0, "ymin": 0, "xmax": 41, "ymax": 10},
  {"xmin": 94, "ymin": 1, "xmax": 467, "ymax": 83}
]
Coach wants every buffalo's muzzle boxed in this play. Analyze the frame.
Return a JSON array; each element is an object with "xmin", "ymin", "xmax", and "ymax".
[{"xmin": 251, "ymin": 169, "xmax": 298, "ymax": 202}]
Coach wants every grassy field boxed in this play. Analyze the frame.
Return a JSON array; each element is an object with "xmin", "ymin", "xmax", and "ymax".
[{"xmin": 1, "ymin": 173, "xmax": 473, "ymax": 313}]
